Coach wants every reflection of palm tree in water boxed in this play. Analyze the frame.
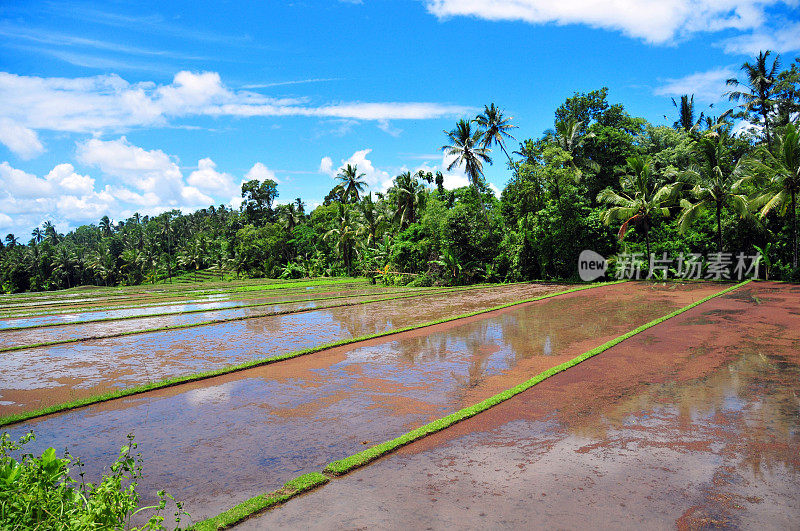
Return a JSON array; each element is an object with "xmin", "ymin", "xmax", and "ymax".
[{"xmin": 450, "ymin": 321, "xmax": 495, "ymax": 391}]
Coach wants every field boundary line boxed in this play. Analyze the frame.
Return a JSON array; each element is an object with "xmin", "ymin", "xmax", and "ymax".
[
  {"xmin": 190, "ymin": 279, "xmax": 749, "ymax": 530},
  {"xmin": 0, "ymin": 281, "xmax": 621, "ymax": 428}
]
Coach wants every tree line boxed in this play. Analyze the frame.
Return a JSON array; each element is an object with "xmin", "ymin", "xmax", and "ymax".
[{"xmin": 1, "ymin": 50, "xmax": 798, "ymax": 293}]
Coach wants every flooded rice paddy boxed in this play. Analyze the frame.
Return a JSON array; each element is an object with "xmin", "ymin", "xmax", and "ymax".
[
  {"xmin": 0, "ymin": 282, "xmax": 569, "ymax": 414},
  {"xmin": 2, "ymin": 281, "xmax": 722, "ymax": 523},
  {"xmin": 244, "ymin": 282, "xmax": 800, "ymax": 530}
]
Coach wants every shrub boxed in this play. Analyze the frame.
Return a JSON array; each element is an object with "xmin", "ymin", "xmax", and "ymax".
[{"xmin": 0, "ymin": 431, "xmax": 186, "ymax": 530}]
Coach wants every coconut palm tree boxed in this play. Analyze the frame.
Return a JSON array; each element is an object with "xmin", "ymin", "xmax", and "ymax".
[
  {"xmin": 42, "ymin": 221, "xmax": 58, "ymax": 243},
  {"xmin": 671, "ymin": 94, "xmax": 703, "ymax": 133},
  {"xmin": 597, "ymin": 155, "xmax": 681, "ymax": 258},
  {"xmin": 358, "ymin": 193, "xmax": 385, "ymax": 245},
  {"xmin": 392, "ymin": 172, "xmax": 425, "ymax": 228},
  {"xmin": 726, "ymin": 50, "xmax": 781, "ymax": 150},
  {"xmin": 31, "ymin": 227, "xmax": 43, "ymax": 245},
  {"xmin": 475, "ymin": 103, "xmax": 517, "ymax": 166},
  {"xmin": 4, "ymin": 234, "xmax": 19, "ymax": 247},
  {"xmin": 738, "ymin": 123, "xmax": 800, "ymax": 268},
  {"xmin": 336, "ymin": 164, "xmax": 367, "ymax": 203},
  {"xmin": 677, "ymin": 137, "xmax": 750, "ymax": 252},
  {"xmin": 99, "ymin": 215, "xmax": 113, "ymax": 237},
  {"xmin": 443, "ymin": 119, "xmax": 492, "ymax": 188},
  {"xmin": 324, "ymin": 203, "xmax": 361, "ymax": 274}
]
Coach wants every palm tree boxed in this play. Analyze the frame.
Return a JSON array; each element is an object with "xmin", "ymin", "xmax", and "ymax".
[
  {"xmin": 4, "ymin": 234, "xmax": 19, "ymax": 247},
  {"xmin": 358, "ymin": 193, "xmax": 385, "ymax": 245},
  {"xmin": 548, "ymin": 117, "xmax": 598, "ymax": 179},
  {"xmin": 294, "ymin": 197, "xmax": 306, "ymax": 215},
  {"xmin": 738, "ymin": 123, "xmax": 800, "ymax": 268},
  {"xmin": 324, "ymin": 203, "xmax": 360, "ymax": 275},
  {"xmin": 392, "ymin": 172, "xmax": 425, "ymax": 228},
  {"xmin": 99, "ymin": 215, "xmax": 113, "ymax": 237},
  {"xmin": 443, "ymin": 119, "xmax": 492, "ymax": 188},
  {"xmin": 671, "ymin": 94, "xmax": 703, "ymax": 132},
  {"xmin": 475, "ymin": 103, "xmax": 517, "ymax": 166},
  {"xmin": 31, "ymin": 227, "xmax": 43, "ymax": 244},
  {"xmin": 726, "ymin": 50, "xmax": 781, "ymax": 150},
  {"xmin": 42, "ymin": 221, "xmax": 58, "ymax": 243},
  {"xmin": 597, "ymin": 155, "xmax": 680, "ymax": 258},
  {"xmin": 336, "ymin": 164, "xmax": 367, "ymax": 203},
  {"xmin": 677, "ymin": 137, "xmax": 750, "ymax": 252}
]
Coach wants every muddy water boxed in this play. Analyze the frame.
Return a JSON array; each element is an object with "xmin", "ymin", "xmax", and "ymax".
[
  {"xmin": 0, "ymin": 286, "xmax": 433, "ymax": 340},
  {"xmin": 0, "ymin": 283, "xmax": 571, "ymax": 414},
  {"xmin": 0, "ymin": 282, "xmax": 380, "ymax": 322},
  {"xmin": 2, "ymin": 282, "xmax": 723, "ymax": 524},
  {"xmin": 243, "ymin": 282, "xmax": 800, "ymax": 530}
]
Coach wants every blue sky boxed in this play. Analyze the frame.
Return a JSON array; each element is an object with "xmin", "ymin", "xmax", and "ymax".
[{"xmin": 1, "ymin": 0, "xmax": 798, "ymax": 236}]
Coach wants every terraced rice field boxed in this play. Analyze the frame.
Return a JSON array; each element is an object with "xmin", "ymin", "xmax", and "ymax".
[{"xmin": 2, "ymin": 278, "xmax": 798, "ymax": 528}]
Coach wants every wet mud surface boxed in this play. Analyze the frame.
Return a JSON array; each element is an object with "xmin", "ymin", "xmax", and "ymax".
[
  {"xmin": 244, "ymin": 282, "xmax": 800, "ymax": 530},
  {"xmin": 0, "ymin": 287, "xmax": 438, "ymax": 346},
  {"xmin": 0, "ymin": 282, "xmax": 571, "ymax": 414},
  {"xmin": 2, "ymin": 281, "xmax": 720, "ymax": 524},
  {"xmin": 0, "ymin": 283, "xmax": 385, "ymax": 324}
]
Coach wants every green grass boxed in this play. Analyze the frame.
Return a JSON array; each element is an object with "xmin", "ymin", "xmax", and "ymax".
[
  {"xmin": 190, "ymin": 473, "xmax": 329, "ymax": 530},
  {"xmin": 323, "ymin": 279, "xmax": 750, "ymax": 476},
  {"xmin": 0, "ymin": 280, "xmax": 621, "ymax": 427}
]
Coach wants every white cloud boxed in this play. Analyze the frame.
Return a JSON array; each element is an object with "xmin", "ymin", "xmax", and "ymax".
[
  {"xmin": 319, "ymin": 149, "xmax": 393, "ymax": 192},
  {"xmin": 244, "ymin": 161, "xmax": 278, "ymax": 183},
  {"xmin": 0, "ymin": 118, "xmax": 45, "ymax": 159},
  {"xmin": 424, "ymin": 0, "xmax": 781, "ymax": 45},
  {"xmin": 0, "ymin": 70, "xmax": 473, "ymax": 146},
  {"xmin": 0, "ymin": 161, "xmax": 115, "ymax": 234},
  {"xmin": 188, "ymin": 158, "xmax": 237, "ymax": 194},
  {"xmin": 654, "ymin": 67, "xmax": 736, "ymax": 103},
  {"xmin": 718, "ymin": 21, "xmax": 800, "ymax": 55}
]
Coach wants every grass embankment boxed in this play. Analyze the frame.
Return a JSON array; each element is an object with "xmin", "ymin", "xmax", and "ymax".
[
  {"xmin": 0, "ymin": 278, "xmax": 369, "ymax": 316},
  {"xmin": 0, "ymin": 281, "xmax": 542, "ymax": 352},
  {"xmin": 191, "ymin": 279, "xmax": 748, "ymax": 530},
  {"xmin": 0, "ymin": 281, "xmax": 620, "ymax": 428}
]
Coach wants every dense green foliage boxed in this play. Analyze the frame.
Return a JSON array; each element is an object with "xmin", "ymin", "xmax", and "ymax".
[
  {"xmin": 0, "ymin": 432, "xmax": 185, "ymax": 529},
  {"xmin": 2, "ymin": 52, "xmax": 798, "ymax": 293}
]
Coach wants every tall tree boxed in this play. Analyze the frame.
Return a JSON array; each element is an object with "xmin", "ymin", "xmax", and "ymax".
[
  {"xmin": 671, "ymin": 94, "xmax": 703, "ymax": 132},
  {"xmin": 391, "ymin": 172, "xmax": 425, "ymax": 228},
  {"xmin": 475, "ymin": 103, "xmax": 517, "ymax": 166},
  {"xmin": 739, "ymin": 123, "xmax": 800, "ymax": 269},
  {"xmin": 597, "ymin": 155, "xmax": 680, "ymax": 258},
  {"xmin": 443, "ymin": 119, "xmax": 492, "ymax": 189},
  {"xmin": 726, "ymin": 50, "xmax": 781, "ymax": 150},
  {"xmin": 677, "ymin": 137, "xmax": 750, "ymax": 252},
  {"xmin": 336, "ymin": 164, "xmax": 367, "ymax": 203}
]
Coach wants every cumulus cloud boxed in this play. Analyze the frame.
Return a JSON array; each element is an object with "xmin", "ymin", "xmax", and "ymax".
[
  {"xmin": 0, "ymin": 70, "xmax": 473, "ymax": 153},
  {"xmin": 187, "ymin": 158, "xmax": 237, "ymax": 195},
  {"xmin": 0, "ymin": 161, "xmax": 114, "ymax": 234},
  {"xmin": 424, "ymin": 0, "xmax": 782, "ymax": 45},
  {"xmin": 0, "ymin": 118, "xmax": 45, "ymax": 159},
  {"xmin": 718, "ymin": 20, "xmax": 800, "ymax": 55},
  {"xmin": 654, "ymin": 66, "xmax": 736, "ymax": 103},
  {"xmin": 319, "ymin": 149, "xmax": 393, "ymax": 192},
  {"xmin": 244, "ymin": 161, "xmax": 278, "ymax": 183}
]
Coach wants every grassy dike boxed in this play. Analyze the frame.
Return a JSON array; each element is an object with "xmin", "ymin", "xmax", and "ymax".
[
  {"xmin": 190, "ymin": 279, "xmax": 749, "ymax": 530},
  {"xmin": 0, "ymin": 281, "xmax": 620, "ymax": 428},
  {"xmin": 0, "ymin": 281, "xmax": 549, "ymax": 352}
]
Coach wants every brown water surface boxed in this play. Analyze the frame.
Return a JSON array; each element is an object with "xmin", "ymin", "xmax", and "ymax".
[
  {"xmin": 242, "ymin": 282, "xmax": 800, "ymax": 530},
  {"xmin": 0, "ymin": 283, "xmax": 569, "ymax": 414},
  {"xmin": 2, "ymin": 281, "xmax": 721, "ymax": 524}
]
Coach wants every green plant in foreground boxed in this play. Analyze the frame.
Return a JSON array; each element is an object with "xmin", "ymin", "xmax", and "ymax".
[{"xmin": 0, "ymin": 431, "xmax": 186, "ymax": 530}]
